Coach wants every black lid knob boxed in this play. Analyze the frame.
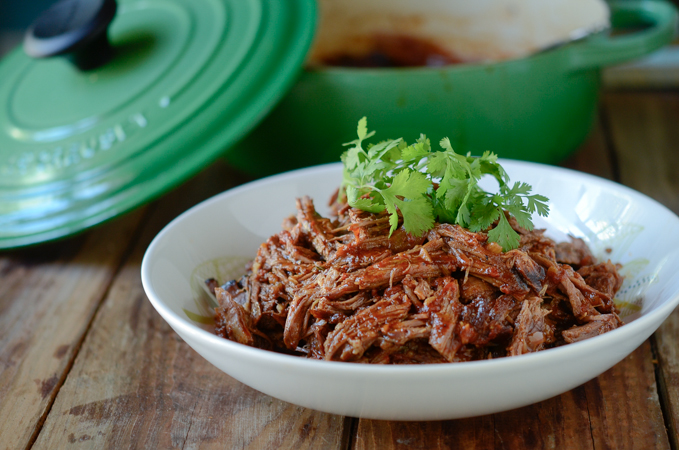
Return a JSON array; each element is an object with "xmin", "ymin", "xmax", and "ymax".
[{"xmin": 23, "ymin": 0, "xmax": 118, "ymax": 71}]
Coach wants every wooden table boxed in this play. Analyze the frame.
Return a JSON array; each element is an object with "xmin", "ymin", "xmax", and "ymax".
[{"xmin": 2, "ymin": 90, "xmax": 679, "ymax": 449}]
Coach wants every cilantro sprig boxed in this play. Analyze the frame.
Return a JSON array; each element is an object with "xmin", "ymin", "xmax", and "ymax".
[{"xmin": 340, "ymin": 118, "xmax": 550, "ymax": 251}]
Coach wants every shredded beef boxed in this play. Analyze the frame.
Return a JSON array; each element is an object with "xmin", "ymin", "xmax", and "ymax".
[
  {"xmin": 562, "ymin": 314, "xmax": 621, "ymax": 343},
  {"xmin": 212, "ymin": 195, "xmax": 624, "ymax": 363},
  {"xmin": 556, "ymin": 237, "xmax": 596, "ymax": 268},
  {"xmin": 507, "ymin": 297, "xmax": 550, "ymax": 356}
]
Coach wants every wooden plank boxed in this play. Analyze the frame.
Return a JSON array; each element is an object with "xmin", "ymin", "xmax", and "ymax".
[
  {"xmin": 33, "ymin": 161, "xmax": 350, "ymax": 449},
  {"xmin": 354, "ymin": 416, "xmax": 494, "ymax": 450},
  {"xmin": 585, "ymin": 341, "xmax": 669, "ymax": 450},
  {"xmin": 562, "ymin": 114, "xmax": 616, "ymax": 180},
  {"xmin": 656, "ymin": 317, "xmax": 679, "ymax": 449},
  {"xmin": 0, "ymin": 211, "xmax": 144, "ymax": 450},
  {"xmin": 603, "ymin": 91, "xmax": 679, "ymax": 447},
  {"xmin": 604, "ymin": 92, "xmax": 679, "ymax": 213},
  {"xmin": 491, "ymin": 386, "xmax": 593, "ymax": 450},
  {"xmin": 353, "ymin": 338, "xmax": 666, "ymax": 450}
]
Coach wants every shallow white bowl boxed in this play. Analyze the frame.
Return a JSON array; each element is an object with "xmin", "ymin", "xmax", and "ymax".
[{"xmin": 141, "ymin": 161, "xmax": 679, "ymax": 421}]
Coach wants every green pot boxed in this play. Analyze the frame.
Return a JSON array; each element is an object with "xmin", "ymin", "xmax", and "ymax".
[
  {"xmin": 0, "ymin": 0, "xmax": 316, "ymax": 249},
  {"xmin": 228, "ymin": 0, "xmax": 677, "ymax": 177}
]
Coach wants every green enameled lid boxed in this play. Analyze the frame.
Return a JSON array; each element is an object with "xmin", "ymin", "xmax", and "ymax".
[{"xmin": 0, "ymin": 0, "xmax": 316, "ymax": 249}]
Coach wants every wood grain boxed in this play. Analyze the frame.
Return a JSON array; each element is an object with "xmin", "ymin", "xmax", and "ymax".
[
  {"xmin": 656, "ymin": 316, "xmax": 679, "ymax": 450},
  {"xmin": 562, "ymin": 115, "xmax": 616, "ymax": 180},
  {"xmin": 32, "ymin": 162, "xmax": 350, "ymax": 449},
  {"xmin": 0, "ymin": 211, "xmax": 144, "ymax": 450},
  {"xmin": 354, "ymin": 343, "xmax": 667, "ymax": 450},
  {"xmin": 604, "ymin": 92, "xmax": 679, "ymax": 212},
  {"xmin": 491, "ymin": 386, "xmax": 593, "ymax": 450},
  {"xmin": 354, "ymin": 416, "xmax": 494, "ymax": 450},
  {"xmin": 603, "ymin": 91, "xmax": 679, "ymax": 447},
  {"xmin": 585, "ymin": 341, "xmax": 669, "ymax": 450}
]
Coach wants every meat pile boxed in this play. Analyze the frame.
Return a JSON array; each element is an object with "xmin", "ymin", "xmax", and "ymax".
[{"xmin": 211, "ymin": 196, "xmax": 623, "ymax": 364}]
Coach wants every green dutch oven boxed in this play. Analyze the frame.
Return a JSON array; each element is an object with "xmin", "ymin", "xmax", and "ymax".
[
  {"xmin": 0, "ymin": 0, "xmax": 316, "ymax": 249},
  {"xmin": 227, "ymin": 0, "xmax": 678, "ymax": 177}
]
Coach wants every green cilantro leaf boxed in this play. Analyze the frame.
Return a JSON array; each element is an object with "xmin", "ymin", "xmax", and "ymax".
[
  {"xmin": 487, "ymin": 212, "xmax": 521, "ymax": 251},
  {"xmin": 527, "ymin": 194, "xmax": 550, "ymax": 216},
  {"xmin": 469, "ymin": 198, "xmax": 501, "ymax": 232},
  {"xmin": 339, "ymin": 118, "xmax": 550, "ymax": 250},
  {"xmin": 357, "ymin": 116, "xmax": 368, "ymax": 140},
  {"xmin": 379, "ymin": 170, "xmax": 434, "ymax": 236},
  {"xmin": 346, "ymin": 185, "xmax": 385, "ymax": 214}
]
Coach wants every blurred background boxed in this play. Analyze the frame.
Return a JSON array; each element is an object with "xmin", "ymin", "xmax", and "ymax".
[
  {"xmin": 0, "ymin": 0, "xmax": 55, "ymax": 56},
  {"xmin": 2, "ymin": 0, "xmax": 678, "ymax": 79}
]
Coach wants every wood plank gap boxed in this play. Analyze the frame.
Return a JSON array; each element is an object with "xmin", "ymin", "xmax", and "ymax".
[
  {"xmin": 179, "ymin": 399, "xmax": 199, "ymax": 450},
  {"xmin": 343, "ymin": 417, "xmax": 358, "ymax": 450},
  {"xmin": 651, "ymin": 334, "xmax": 679, "ymax": 450},
  {"xmin": 22, "ymin": 207, "xmax": 156, "ymax": 450},
  {"xmin": 492, "ymin": 413, "xmax": 498, "ymax": 448},
  {"xmin": 597, "ymin": 102, "xmax": 622, "ymax": 183},
  {"xmin": 585, "ymin": 390, "xmax": 597, "ymax": 450}
]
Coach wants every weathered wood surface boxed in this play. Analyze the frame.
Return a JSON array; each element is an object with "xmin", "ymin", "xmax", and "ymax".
[
  {"xmin": 354, "ymin": 343, "xmax": 666, "ymax": 450},
  {"xmin": 0, "ymin": 211, "xmax": 144, "ymax": 450},
  {"xmin": 605, "ymin": 92, "xmax": 679, "ymax": 213},
  {"xmin": 2, "ymin": 93, "xmax": 679, "ymax": 449},
  {"xmin": 31, "ymin": 162, "xmax": 349, "ymax": 449},
  {"xmin": 604, "ymin": 91, "xmax": 679, "ymax": 449}
]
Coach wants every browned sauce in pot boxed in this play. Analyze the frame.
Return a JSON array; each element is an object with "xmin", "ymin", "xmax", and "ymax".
[{"xmin": 320, "ymin": 34, "xmax": 463, "ymax": 68}]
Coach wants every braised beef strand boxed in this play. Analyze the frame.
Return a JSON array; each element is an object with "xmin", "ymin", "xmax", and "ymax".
[{"xmin": 212, "ymin": 196, "xmax": 623, "ymax": 363}]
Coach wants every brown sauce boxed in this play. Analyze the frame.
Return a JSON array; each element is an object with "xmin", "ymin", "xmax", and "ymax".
[{"xmin": 320, "ymin": 34, "xmax": 463, "ymax": 68}]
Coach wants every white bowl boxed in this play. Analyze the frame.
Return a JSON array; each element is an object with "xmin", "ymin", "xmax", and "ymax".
[{"xmin": 141, "ymin": 161, "xmax": 679, "ymax": 421}]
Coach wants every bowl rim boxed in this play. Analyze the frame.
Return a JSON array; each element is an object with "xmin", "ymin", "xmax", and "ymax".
[{"xmin": 141, "ymin": 160, "xmax": 679, "ymax": 375}]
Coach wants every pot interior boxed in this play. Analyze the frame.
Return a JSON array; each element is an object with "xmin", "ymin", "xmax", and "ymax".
[{"xmin": 308, "ymin": 0, "xmax": 610, "ymax": 66}]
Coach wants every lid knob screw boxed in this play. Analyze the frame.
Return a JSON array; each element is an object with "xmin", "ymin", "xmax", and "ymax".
[{"xmin": 23, "ymin": 0, "xmax": 118, "ymax": 71}]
